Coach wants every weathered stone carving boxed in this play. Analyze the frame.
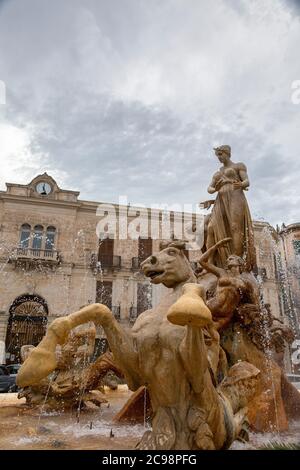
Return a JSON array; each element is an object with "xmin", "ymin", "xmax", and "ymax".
[
  {"xmin": 17, "ymin": 243, "xmax": 260, "ymax": 450},
  {"xmin": 18, "ymin": 323, "xmax": 122, "ymax": 409},
  {"xmin": 199, "ymin": 237, "xmax": 250, "ymax": 331},
  {"xmin": 196, "ymin": 146, "xmax": 300, "ymax": 431},
  {"xmin": 200, "ymin": 145, "xmax": 256, "ymax": 272},
  {"xmin": 198, "ymin": 236, "xmax": 300, "ymax": 431},
  {"xmin": 235, "ymin": 302, "xmax": 295, "ymax": 356}
]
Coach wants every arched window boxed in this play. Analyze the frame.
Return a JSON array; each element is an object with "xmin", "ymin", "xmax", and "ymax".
[
  {"xmin": 5, "ymin": 294, "xmax": 48, "ymax": 364},
  {"xmin": 45, "ymin": 226, "xmax": 56, "ymax": 251},
  {"xmin": 32, "ymin": 225, "xmax": 44, "ymax": 252},
  {"xmin": 19, "ymin": 224, "xmax": 31, "ymax": 249}
]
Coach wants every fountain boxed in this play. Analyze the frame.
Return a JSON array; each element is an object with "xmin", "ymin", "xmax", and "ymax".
[
  {"xmin": 17, "ymin": 255, "xmax": 261, "ymax": 450},
  {"xmin": 12, "ymin": 144, "xmax": 300, "ymax": 449}
]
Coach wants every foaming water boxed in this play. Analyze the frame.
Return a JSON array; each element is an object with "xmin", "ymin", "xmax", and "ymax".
[
  {"xmin": 15, "ymin": 436, "xmax": 42, "ymax": 445},
  {"xmin": 60, "ymin": 420, "xmax": 146, "ymax": 439},
  {"xmin": 231, "ymin": 421, "xmax": 300, "ymax": 449}
]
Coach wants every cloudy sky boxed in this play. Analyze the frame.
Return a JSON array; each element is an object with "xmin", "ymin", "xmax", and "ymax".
[{"xmin": 0, "ymin": 0, "xmax": 299, "ymax": 226}]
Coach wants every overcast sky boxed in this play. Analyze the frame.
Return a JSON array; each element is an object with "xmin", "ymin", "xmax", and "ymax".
[{"xmin": 0, "ymin": 0, "xmax": 299, "ymax": 226}]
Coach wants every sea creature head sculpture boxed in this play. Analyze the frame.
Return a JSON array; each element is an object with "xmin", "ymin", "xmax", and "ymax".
[{"xmin": 141, "ymin": 240, "xmax": 196, "ymax": 288}]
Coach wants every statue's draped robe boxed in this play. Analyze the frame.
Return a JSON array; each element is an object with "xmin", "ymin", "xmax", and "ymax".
[{"xmin": 208, "ymin": 168, "xmax": 256, "ymax": 272}]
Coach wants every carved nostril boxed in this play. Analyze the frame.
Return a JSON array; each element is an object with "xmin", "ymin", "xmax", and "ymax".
[{"xmin": 150, "ymin": 256, "xmax": 157, "ymax": 265}]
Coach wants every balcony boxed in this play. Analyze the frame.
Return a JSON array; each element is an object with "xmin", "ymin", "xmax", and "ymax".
[
  {"xmin": 8, "ymin": 247, "xmax": 62, "ymax": 271},
  {"xmin": 90, "ymin": 253, "xmax": 121, "ymax": 274}
]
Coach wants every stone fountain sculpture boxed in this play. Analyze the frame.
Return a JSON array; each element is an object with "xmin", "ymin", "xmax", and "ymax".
[
  {"xmin": 200, "ymin": 145, "xmax": 256, "ymax": 272},
  {"xmin": 198, "ymin": 145, "xmax": 300, "ymax": 431},
  {"xmin": 17, "ymin": 242, "xmax": 261, "ymax": 450},
  {"xmin": 16, "ymin": 144, "xmax": 300, "ymax": 447},
  {"xmin": 18, "ymin": 323, "xmax": 122, "ymax": 409},
  {"xmin": 197, "ymin": 237, "xmax": 297, "ymax": 431},
  {"xmin": 114, "ymin": 145, "xmax": 300, "ymax": 433}
]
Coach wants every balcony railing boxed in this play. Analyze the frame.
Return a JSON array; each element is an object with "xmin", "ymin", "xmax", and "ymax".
[
  {"xmin": 8, "ymin": 247, "xmax": 62, "ymax": 271},
  {"xmin": 16, "ymin": 247, "xmax": 59, "ymax": 259},
  {"xmin": 98, "ymin": 254, "xmax": 122, "ymax": 269},
  {"xmin": 90, "ymin": 254, "xmax": 122, "ymax": 274},
  {"xmin": 112, "ymin": 306, "xmax": 121, "ymax": 320}
]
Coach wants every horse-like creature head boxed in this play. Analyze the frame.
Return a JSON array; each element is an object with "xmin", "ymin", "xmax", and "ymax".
[{"xmin": 141, "ymin": 241, "xmax": 196, "ymax": 289}]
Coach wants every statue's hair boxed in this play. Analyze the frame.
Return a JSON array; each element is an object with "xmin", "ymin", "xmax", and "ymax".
[
  {"xmin": 225, "ymin": 255, "xmax": 245, "ymax": 269},
  {"xmin": 214, "ymin": 144, "xmax": 231, "ymax": 156}
]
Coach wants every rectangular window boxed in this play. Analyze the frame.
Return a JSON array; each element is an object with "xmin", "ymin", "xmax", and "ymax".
[
  {"xmin": 98, "ymin": 238, "xmax": 114, "ymax": 268},
  {"xmin": 138, "ymin": 237, "xmax": 152, "ymax": 263},
  {"xmin": 96, "ymin": 281, "xmax": 112, "ymax": 309},
  {"xmin": 137, "ymin": 282, "xmax": 152, "ymax": 316}
]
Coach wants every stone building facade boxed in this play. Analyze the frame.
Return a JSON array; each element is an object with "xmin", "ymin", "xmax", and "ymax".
[
  {"xmin": 278, "ymin": 223, "xmax": 300, "ymax": 329},
  {"xmin": 0, "ymin": 174, "xmax": 298, "ymax": 365},
  {"xmin": 277, "ymin": 223, "xmax": 300, "ymax": 372}
]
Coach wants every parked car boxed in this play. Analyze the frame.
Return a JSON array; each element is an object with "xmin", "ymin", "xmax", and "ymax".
[
  {"xmin": 6, "ymin": 364, "xmax": 21, "ymax": 377},
  {"xmin": 286, "ymin": 373, "xmax": 300, "ymax": 391},
  {"xmin": 0, "ymin": 365, "xmax": 17, "ymax": 392}
]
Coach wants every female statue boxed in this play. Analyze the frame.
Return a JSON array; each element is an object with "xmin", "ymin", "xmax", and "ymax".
[{"xmin": 201, "ymin": 145, "xmax": 256, "ymax": 272}]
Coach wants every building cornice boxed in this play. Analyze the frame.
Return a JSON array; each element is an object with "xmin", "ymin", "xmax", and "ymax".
[
  {"xmin": 0, "ymin": 192, "xmax": 82, "ymax": 210},
  {"xmin": 0, "ymin": 192, "xmax": 199, "ymax": 218},
  {"xmin": 1, "ymin": 188, "xmax": 297, "ymax": 232},
  {"xmin": 280, "ymin": 223, "xmax": 300, "ymax": 235}
]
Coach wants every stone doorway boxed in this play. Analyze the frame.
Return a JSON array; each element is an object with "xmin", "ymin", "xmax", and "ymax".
[{"xmin": 5, "ymin": 294, "xmax": 48, "ymax": 364}]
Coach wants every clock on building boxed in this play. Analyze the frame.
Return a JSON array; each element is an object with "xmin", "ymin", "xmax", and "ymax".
[{"xmin": 36, "ymin": 182, "xmax": 52, "ymax": 195}]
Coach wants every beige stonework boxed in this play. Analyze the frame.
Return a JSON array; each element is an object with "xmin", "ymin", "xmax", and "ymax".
[{"xmin": 278, "ymin": 224, "xmax": 300, "ymax": 335}]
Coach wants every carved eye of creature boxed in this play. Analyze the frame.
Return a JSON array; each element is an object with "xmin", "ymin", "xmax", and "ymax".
[{"xmin": 167, "ymin": 249, "xmax": 177, "ymax": 256}]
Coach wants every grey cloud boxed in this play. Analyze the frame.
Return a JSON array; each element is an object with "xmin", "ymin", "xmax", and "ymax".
[{"xmin": 285, "ymin": 0, "xmax": 300, "ymax": 15}]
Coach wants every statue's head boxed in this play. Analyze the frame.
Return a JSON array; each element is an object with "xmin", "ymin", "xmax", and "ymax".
[
  {"xmin": 141, "ymin": 241, "xmax": 195, "ymax": 288},
  {"xmin": 57, "ymin": 322, "xmax": 96, "ymax": 369},
  {"xmin": 226, "ymin": 254, "xmax": 244, "ymax": 274},
  {"xmin": 213, "ymin": 145, "xmax": 231, "ymax": 164},
  {"xmin": 219, "ymin": 361, "xmax": 260, "ymax": 412}
]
